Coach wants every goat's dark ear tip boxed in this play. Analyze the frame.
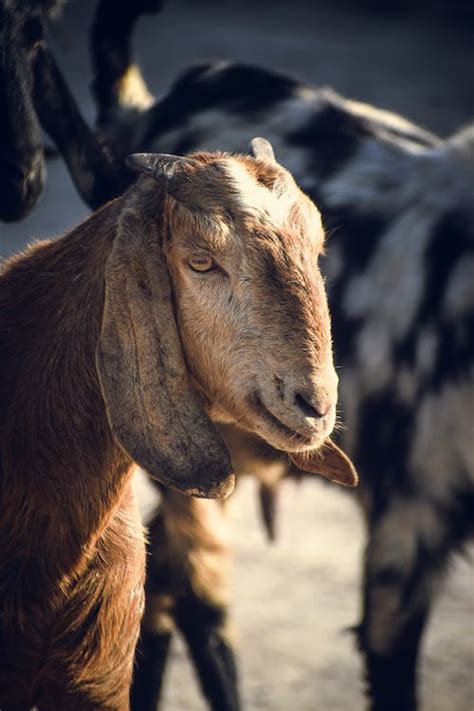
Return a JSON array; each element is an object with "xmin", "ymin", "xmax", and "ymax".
[{"xmin": 169, "ymin": 472, "xmax": 236, "ymax": 500}]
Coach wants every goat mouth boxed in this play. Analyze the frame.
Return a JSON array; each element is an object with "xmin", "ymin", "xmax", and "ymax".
[{"xmin": 246, "ymin": 392, "xmax": 317, "ymax": 449}]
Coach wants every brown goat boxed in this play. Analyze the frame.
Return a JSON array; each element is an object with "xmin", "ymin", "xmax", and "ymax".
[{"xmin": 0, "ymin": 141, "xmax": 355, "ymax": 709}]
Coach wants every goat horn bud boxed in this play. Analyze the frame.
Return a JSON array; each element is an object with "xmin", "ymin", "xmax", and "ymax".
[
  {"xmin": 125, "ymin": 152, "xmax": 199, "ymax": 181},
  {"xmin": 249, "ymin": 137, "xmax": 276, "ymax": 164}
]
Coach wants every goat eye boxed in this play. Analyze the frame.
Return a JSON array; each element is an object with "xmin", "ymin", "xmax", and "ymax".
[{"xmin": 188, "ymin": 255, "xmax": 216, "ymax": 273}]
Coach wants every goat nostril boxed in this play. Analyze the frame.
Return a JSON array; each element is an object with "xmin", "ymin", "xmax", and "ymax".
[{"xmin": 294, "ymin": 392, "xmax": 328, "ymax": 419}]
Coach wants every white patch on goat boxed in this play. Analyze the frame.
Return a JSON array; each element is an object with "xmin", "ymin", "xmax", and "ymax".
[
  {"xmin": 323, "ymin": 131, "xmax": 474, "ymax": 218},
  {"xmin": 146, "ymin": 97, "xmax": 315, "ymax": 191},
  {"xmin": 342, "ymin": 209, "xmax": 435, "ymax": 396},
  {"xmin": 345, "ymin": 97, "xmax": 436, "ymax": 141},
  {"xmin": 410, "ymin": 375, "xmax": 474, "ymax": 500},
  {"xmin": 355, "ymin": 320, "xmax": 394, "ymax": 392},
  {"xmin": 344, "ymin": 209, "xmax": 432, "ymax": 328},
  {"xmin": 396, "ymin": 329, "xmax": 437, "ymax": 406},
  {"xmin": 443, "ymin": 255, "xmax": 474, "ymax": 318},
  {"xmin": 397, "ymin": 367, "xmax": 418, "ymax": 405},
  {"xmin": 416, "ymin": 326, "xmax": 438, "ymax": 376},
  {"xmin": 323, "ymin": 139, "xmax": 425, "ymax": 215},
  {"xmin": 220, "ymin": 157, "xmax": 298, "ymax": 226}
]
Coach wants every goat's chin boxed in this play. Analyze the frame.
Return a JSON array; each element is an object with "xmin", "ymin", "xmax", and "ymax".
[
  {"xmin": 212, "ymin": 404, "xmax": 329, "ymax": 454},
  {"xmin": 206, "ymin": 398, "xmax": 333, "ymax": 454},
  {"xmin": 250, "ymin": 397, "xmax": 335, "ymax": 452},
  {"xmin": 249, "ymin": 422, "xmax": 327, "ymax": 454}
]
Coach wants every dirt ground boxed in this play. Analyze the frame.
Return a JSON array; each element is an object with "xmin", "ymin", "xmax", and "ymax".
[{"xmin": 1, "ymin": 1, "xmax": 473, "ymax": 709}]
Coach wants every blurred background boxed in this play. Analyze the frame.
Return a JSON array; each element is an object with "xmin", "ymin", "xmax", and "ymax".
[{"xmin": 1, "ymin": 1, "xmax": 473, "ymax": 709}]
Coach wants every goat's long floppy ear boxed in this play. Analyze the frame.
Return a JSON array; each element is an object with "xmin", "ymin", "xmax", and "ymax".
[
  {"xmin": 96, "ymin": 184, "xmax": 234, "ymax": 499},
  {"xmin": 249, "ymin": 137, "xmax": 276, "ymax": 164},
  {"xmin": 290, "ymin": 440, "xmax": 358, "ymax": 487}
]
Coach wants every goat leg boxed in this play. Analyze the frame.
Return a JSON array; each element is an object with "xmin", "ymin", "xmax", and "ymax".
[
  {"xmin": 358, "ymin": 494, "xmax": 452, "ymax": 711},
  {"xmin": 130, "ymin": 627, "xmax": 173, "ymax": 711},
  {"xmin": 131, "ymin": 503, "xmax": 175, "ymax": 711},
  {"xmin": 134, "ymin": 491, "xmax": 240, "ymax": 710},
  {"xmin": 174, "ymin": 593, "xmax": 241, "ymax": 711},
  {"xmin": 360, "ymin": 613, "xmax": 426, "ymax": 711}
]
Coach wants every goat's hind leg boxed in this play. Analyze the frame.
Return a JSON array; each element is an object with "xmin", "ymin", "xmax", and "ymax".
[
  {"xmin": 174, "ymin": 587, "xmax": 240, "ymax": 711},
  {"xmin": 131, "ymin": 571, "xmax": 240, "ymax": 711},
  {"xmin": 167, "ymin": 493, "xmax": 240, "ymax": 711},
  {"xmin": 131, "ymin": 493, "xmax": 240, "ymax": 711},
  {"xmin": 359, "ymin": 494, "xmax": 452, "ymax": 711}
]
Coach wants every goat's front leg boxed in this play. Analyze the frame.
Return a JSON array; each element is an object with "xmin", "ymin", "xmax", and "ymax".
[
  {"xmin": 131, "ymin": 492, "xmax": 240, "ymax": 711},
  {"xmin": 358, "ymin": 494, "xmax": 450, "ymax": 711},
  {"xmin": 170, "ymin": 494, "xmax": 241, "ymax": 711}
]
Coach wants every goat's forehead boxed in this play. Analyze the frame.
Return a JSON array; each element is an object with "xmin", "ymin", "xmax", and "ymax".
[
  {"xmin": 214, "ymin": 158, "xmax": 322, "ymax": 240},
  {"xmin": 218, "ymin": 157, "xmax": 299, "ymax": 223},
  {"xmin": 171, "ymin": 156, "xmax": 323, "ymax": 252}
]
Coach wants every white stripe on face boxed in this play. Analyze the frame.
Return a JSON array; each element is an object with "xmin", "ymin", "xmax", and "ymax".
[{"xmin": 220, "ymin": 158, "xmax": 298, "ymax": 227}]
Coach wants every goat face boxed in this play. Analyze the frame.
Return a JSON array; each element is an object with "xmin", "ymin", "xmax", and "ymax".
[
  {"xmin": 165, "ymin": 151, "xmax": 338, "ymax": 455},
  {"xmin": 104, "ymin": 143, "xmax": 357, "ymax": 494}
]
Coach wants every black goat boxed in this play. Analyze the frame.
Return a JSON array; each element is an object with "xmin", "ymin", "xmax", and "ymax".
[
  {"xmin": 110, "ymin": 62, "xmax": 473, "ymax": 711},
  {"xmin": 0, "ymin": 0, "xmax": 47, "ymax": 221},
  {"xmin": 0, "ymin": 0, "xmax": 161, "ymax": 222}
]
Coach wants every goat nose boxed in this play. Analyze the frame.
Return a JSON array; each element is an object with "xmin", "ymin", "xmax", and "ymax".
[{"xmin": 294, "ymin": 391, "xmax": 331, "ymax": 419}]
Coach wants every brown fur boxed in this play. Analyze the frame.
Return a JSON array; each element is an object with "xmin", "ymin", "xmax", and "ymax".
[
  {"xmin": 96, "ymin": 179, "xmax": 232, "ymax": 498},
  {"xmin": 0, "ymin": 198, "xmax": 146, "ymax": 708},
  {"xmin": 162, "ymin": 152, "xmax": 356, "ymax": 484},
  {"xmin": 1, "ymin": 147, "xmax": 354, "ymax": 708},
  {"xmin": 144, "ymin": 489, "xmax": 231, "ymax": 639},
  {"xmin": 161, "ymin": 153, "xmax": 337, "ymax": 451}
]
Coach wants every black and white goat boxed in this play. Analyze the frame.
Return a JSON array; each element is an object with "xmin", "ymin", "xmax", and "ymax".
[{"xmin": 111, "ymin": 62, "xmax": 473, "ymax": 711}]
